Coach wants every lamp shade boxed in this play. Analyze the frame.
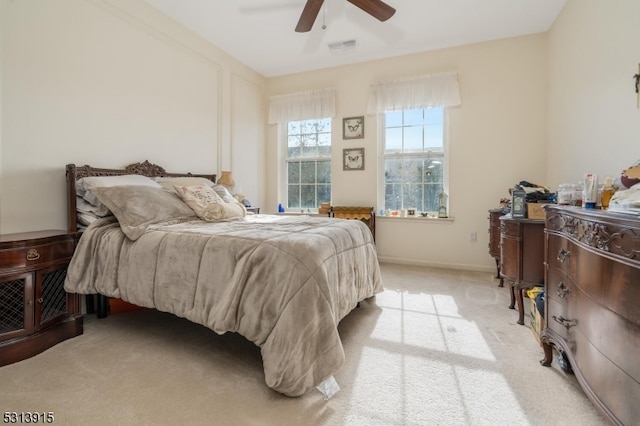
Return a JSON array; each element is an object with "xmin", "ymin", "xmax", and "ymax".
[{"xmin": 217, "ymin": 171, "xmax": 235, "ymax": 188}]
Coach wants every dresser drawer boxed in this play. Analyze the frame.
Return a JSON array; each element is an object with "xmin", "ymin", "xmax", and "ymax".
[
  {"xmin": 545, "ymin": 265, "xmax": 578, "ymax": 341},
  {"xmin": 0, "ymin": 237, "xmax": 75, "ymax": 271},
  {"xmin": 547, "ymin": 234, "xmax": 577, "ymax": 280}
]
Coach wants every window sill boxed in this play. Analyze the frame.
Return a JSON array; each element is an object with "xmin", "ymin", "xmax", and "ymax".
[{"xmin": 377, "ymin": 215, "xmax": 454, "ymax": 223}]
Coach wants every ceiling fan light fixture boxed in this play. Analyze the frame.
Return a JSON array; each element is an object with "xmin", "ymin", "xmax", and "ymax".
[{"xmin": 328, "ymin": 39, "xmax": 357, "ymax": 54}]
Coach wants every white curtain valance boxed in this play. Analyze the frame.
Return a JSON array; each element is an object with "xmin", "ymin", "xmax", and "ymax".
[
  {"xmin": 268, "ymin": 88, "xmax": 336, "ymax": 124},
  {"xmin": 366, "ymin": 72, "xmax": 461, "ymax": 115}
]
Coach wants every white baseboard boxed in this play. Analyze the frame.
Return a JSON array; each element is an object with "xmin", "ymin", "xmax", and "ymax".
[{"xmin": 377, "ymin": 255, "xmax": 495, "ymax": 274}]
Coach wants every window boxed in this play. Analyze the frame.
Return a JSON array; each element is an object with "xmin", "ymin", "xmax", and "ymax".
[
  {"xmin": 382, "ymin": 107, "xmax": 445, "ymax": 214},
  {"xmin": 285, "ymin": 118, "xmax": 332, "ymax": 210}
]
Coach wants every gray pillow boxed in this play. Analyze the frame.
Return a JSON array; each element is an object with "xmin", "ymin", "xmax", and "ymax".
[{"xmin": 91, "ymin": 185, "xmax": 197, "ymax": 240}]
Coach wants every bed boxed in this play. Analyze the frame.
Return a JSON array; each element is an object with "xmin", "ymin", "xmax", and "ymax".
[{"xmin": 63, "ymin": 161, "xmax": 383, "ymax": 398}]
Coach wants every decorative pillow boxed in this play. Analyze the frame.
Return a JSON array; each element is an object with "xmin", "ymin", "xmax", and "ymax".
[
  {"xmin": 155, "ymin": 177, "xmax": 215, "ymax": 192},
  {"xmin": 174, "ymin": 185, "xmax": 246, "ymax": 221},
  {"xmin": 91, "ymin": 185, "xmax": 197, "ymax": 240},
  {"xmin": 212, "ymin": 184, "xmax": 238, "ymax": 204},
  {"xmin": 77, "ymin": 174, "xmax": 162, "ymax": 207}
]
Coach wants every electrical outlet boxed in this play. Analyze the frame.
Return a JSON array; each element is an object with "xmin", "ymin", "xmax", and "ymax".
[{"xmin": 470, "ymin": 232, "xmax": 477, "ymax": 242}]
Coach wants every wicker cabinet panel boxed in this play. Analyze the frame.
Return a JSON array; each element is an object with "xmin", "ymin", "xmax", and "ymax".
[{"xmin": 0, "ymin": 231, "xmax": 82, "ymax": 366}]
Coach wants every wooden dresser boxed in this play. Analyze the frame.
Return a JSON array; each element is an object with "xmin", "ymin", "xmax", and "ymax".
[
  {"xmin": 499, "ymin": 215, "xmax": 545, "ymax": 325},
  {"xmin": 0, "ymin": 230, "xmax": 83, "ymax": 366},
  {"xmin": 541, "ymin": 206, "xmax": 640, "ymax": 426},
  {"xmin": 488, "ymin": 208, "xmax": 507, "ymax": 286}
]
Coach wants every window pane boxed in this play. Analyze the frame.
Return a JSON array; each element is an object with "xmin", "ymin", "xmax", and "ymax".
[
  {"xmin": 385, "ymin": 128, "xmax": 402, "ymax": 153},
  {"xmin": 301, "ymin": 144, "xmax": 318, "ymax": 157},
  {"xmin": 300, "ymin": 161, "xmax": 315, "ymax": 184},
  {"xmin": 386, "ymin": 110, "xmax": 402, "ymax": 127},
  {"xmin": 288, "ymin": 184, "xmax": 300, "ymax": 208},
  {"xmin": 403, "ymin": 183, "xmax": 422, "ymax": 210},
  {"xmin": 424, "ymin": 125, "xmax": 443, "ymax": 149},
  {"xmin": 385, "ymin": 158, "xmax": 403, "ymax": 183},
  {"xmin": 300, "ymin": 185, "xmax": 316, "ymax": 209},
  {"xmin": 317, "ymin": 184, "xmax": 331, "ymax": 204},
  {"xmin": 424, "ymin": 184, "xmax": 441, "ymax": 212},
  {"xmin": 404, "ymin": 109, "xmax": 423, "ymax": 126},
  {"xmin": 424, "ymin": 108, "xmax": 442, "ymax": 124},
  {"xmin": 285, "ymin": 117, "xmax": 332, "ymax": 210},
  {"xmin": 403, "ymin": 126, "xmax": 423, "ymax": 152},
  {"xmin": 288, "ymin": 161, "xmax": 300, "ymax": 184},
  {"xmin": 317, "ymin": 160, "xmax": 331, "ymax": 183},
  {"xmin": 384, "ymin": 183, "xmax": 402, "ymax": 211},
  {"xmin": 403, "ymin": 157, "xmax": 423, "ymax": 182},
  {"xmin": 383, "ymin": 108, "xmax": 445, "ymax": 214}
]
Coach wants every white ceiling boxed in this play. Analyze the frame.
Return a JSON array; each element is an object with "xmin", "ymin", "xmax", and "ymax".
[{"xmin": 145, "ymin": 0, "xmax": 567, "ymax": 78}]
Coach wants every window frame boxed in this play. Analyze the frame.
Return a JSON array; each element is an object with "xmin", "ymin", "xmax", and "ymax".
[
  {"xmin": 280, "ymin": 117, "xmax": 333, "ymax": 212},
  {"xmin": 377, "ymin": 107, "xmax": 449, "ymax": 216}
]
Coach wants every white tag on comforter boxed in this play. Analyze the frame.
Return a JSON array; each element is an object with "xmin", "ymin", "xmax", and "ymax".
[{"xmin": 316, "ymin": 376, "xmax": 340, "ymax": 400}]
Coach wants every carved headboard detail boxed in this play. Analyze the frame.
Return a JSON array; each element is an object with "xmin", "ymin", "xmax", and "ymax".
[{"xmin": 66, "ymin": 160, "xmax": 216, "ymax": 232}]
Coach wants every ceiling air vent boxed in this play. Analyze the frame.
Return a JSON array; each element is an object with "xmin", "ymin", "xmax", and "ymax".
[{"xmin": 328, "ymin": 39, "xmax": 356, "ymax": 55}]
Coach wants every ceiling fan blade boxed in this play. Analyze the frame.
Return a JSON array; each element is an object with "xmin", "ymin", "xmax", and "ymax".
[
  {"xmin": 295, "ymin": 0, "xmax": 325, "ymax": 33},
  {"xmin": 346, "ymin": 0, "xmax": 396, "ymax": 22}
]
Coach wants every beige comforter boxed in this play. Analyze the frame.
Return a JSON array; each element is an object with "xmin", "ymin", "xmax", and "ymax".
[{"xmin": 65, "ymin": 214, "xmax": 383, "ymax": 396}]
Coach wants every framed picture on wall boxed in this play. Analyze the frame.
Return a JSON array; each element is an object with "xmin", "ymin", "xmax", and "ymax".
[
  {"xmin": 343, "ymin": 116, "xmax": 364, "ymax": 139},
  {"xmin": 343, "ymin": 148, "xmax": 365, "ymax": 171}
]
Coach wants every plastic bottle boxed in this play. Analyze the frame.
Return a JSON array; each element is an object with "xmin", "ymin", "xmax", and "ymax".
[
  {"xmin": 573, "ymin": 182, "xmax": 584, "ymax": 207},
  {"xmin": 601, "ymin": 176, "xmax": 616, "ymax": 209},
  {"xmin": 557, "ymin": 184, "xmax": 573, "ymax": 206}
]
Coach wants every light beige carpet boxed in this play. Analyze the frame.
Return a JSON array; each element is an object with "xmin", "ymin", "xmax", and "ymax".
[{"xmin": 0, "ymin": 263, "xmax": 607, "ymax": 425}]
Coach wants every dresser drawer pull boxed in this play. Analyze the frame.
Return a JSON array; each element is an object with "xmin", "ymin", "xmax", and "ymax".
[
  {"xmin": 556, "ymin": 281, "xmax": 569, "ymax": 298},
  {"xmin": 556, "ymin": 248, "xmax": 571, "ymax": 263},
  {"xmin": 553, "ymin": 315, "xmax": 577, "ymax": 329},
  {"xmin": 26, "ymin": 249, "xmax": 40, "ymax": 261}
]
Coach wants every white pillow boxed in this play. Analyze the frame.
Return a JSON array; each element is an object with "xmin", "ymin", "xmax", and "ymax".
[
  {"xmin": 155, "ymin": 176, "xmax": 215, "ymax": 192},
  {"xmin": 77, "ymin": 212, "xmax": 100, "ymax": 226},
  {"xmin": 174, "ymin": 185, "xmax": 246, "ymax": 221},
  {"xmin": 76, "ymin": 175, "xmax": 161, "ymax": 206},
  {"xmin": 76, "ymin": 196, "xmax": 111, "ymax": 217}
]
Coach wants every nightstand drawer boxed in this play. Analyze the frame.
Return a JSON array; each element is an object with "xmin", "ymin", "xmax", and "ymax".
[{"xmin": 0, "ymin": 233, "xmax": 75, "ymax": 271}]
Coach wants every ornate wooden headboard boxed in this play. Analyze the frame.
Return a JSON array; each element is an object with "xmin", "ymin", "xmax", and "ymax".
[{"xmin": 65, "ymin": 160, "xmax": 216, "ymax": 232}]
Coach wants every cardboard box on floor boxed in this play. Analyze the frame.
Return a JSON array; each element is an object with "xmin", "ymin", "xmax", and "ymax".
[{"xmin": 530, "ymin": 298, "xmax": 543, "ymax": 344}]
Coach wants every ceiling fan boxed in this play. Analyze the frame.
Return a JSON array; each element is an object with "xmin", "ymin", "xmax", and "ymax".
[{"xmin": 295, "ymin": 0, "xmax": 396, "ymax": 32}]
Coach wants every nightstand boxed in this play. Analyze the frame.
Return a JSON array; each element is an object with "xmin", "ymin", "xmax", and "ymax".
[
  {"xmin": 246, "ymin": 207, "xmax": 260, "ymax": 214},
  {"xmin": 0, "ymin": 230, "xmax": 83, "ymax": 366}
]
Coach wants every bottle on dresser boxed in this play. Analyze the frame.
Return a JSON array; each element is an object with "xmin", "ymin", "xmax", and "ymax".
[{"xmin": 600, "ymin": 176, "xmax": 616, "ymax": 209}]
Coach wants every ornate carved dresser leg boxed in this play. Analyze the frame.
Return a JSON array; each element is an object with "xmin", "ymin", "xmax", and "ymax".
[{"xmin": 540, "ymin": 341, "xmax": 553, "ymax": 367}]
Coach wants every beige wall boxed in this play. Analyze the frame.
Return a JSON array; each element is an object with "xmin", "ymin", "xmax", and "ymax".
[
  {"xmin": 547, "ymin": 0, "xmax": 640, "ymax": 188},
  {"xmin": 0, "ymin": 0, "xmax": 266, "ymax": 234},
  {"xmin": 268, "ymin": 34, "xmax": 548, "ymax": 271}
]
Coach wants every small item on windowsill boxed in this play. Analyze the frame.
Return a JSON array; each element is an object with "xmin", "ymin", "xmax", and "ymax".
[{"xmin": 438, "ymin": 190, "xmax": 448, "ymax": 218}]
